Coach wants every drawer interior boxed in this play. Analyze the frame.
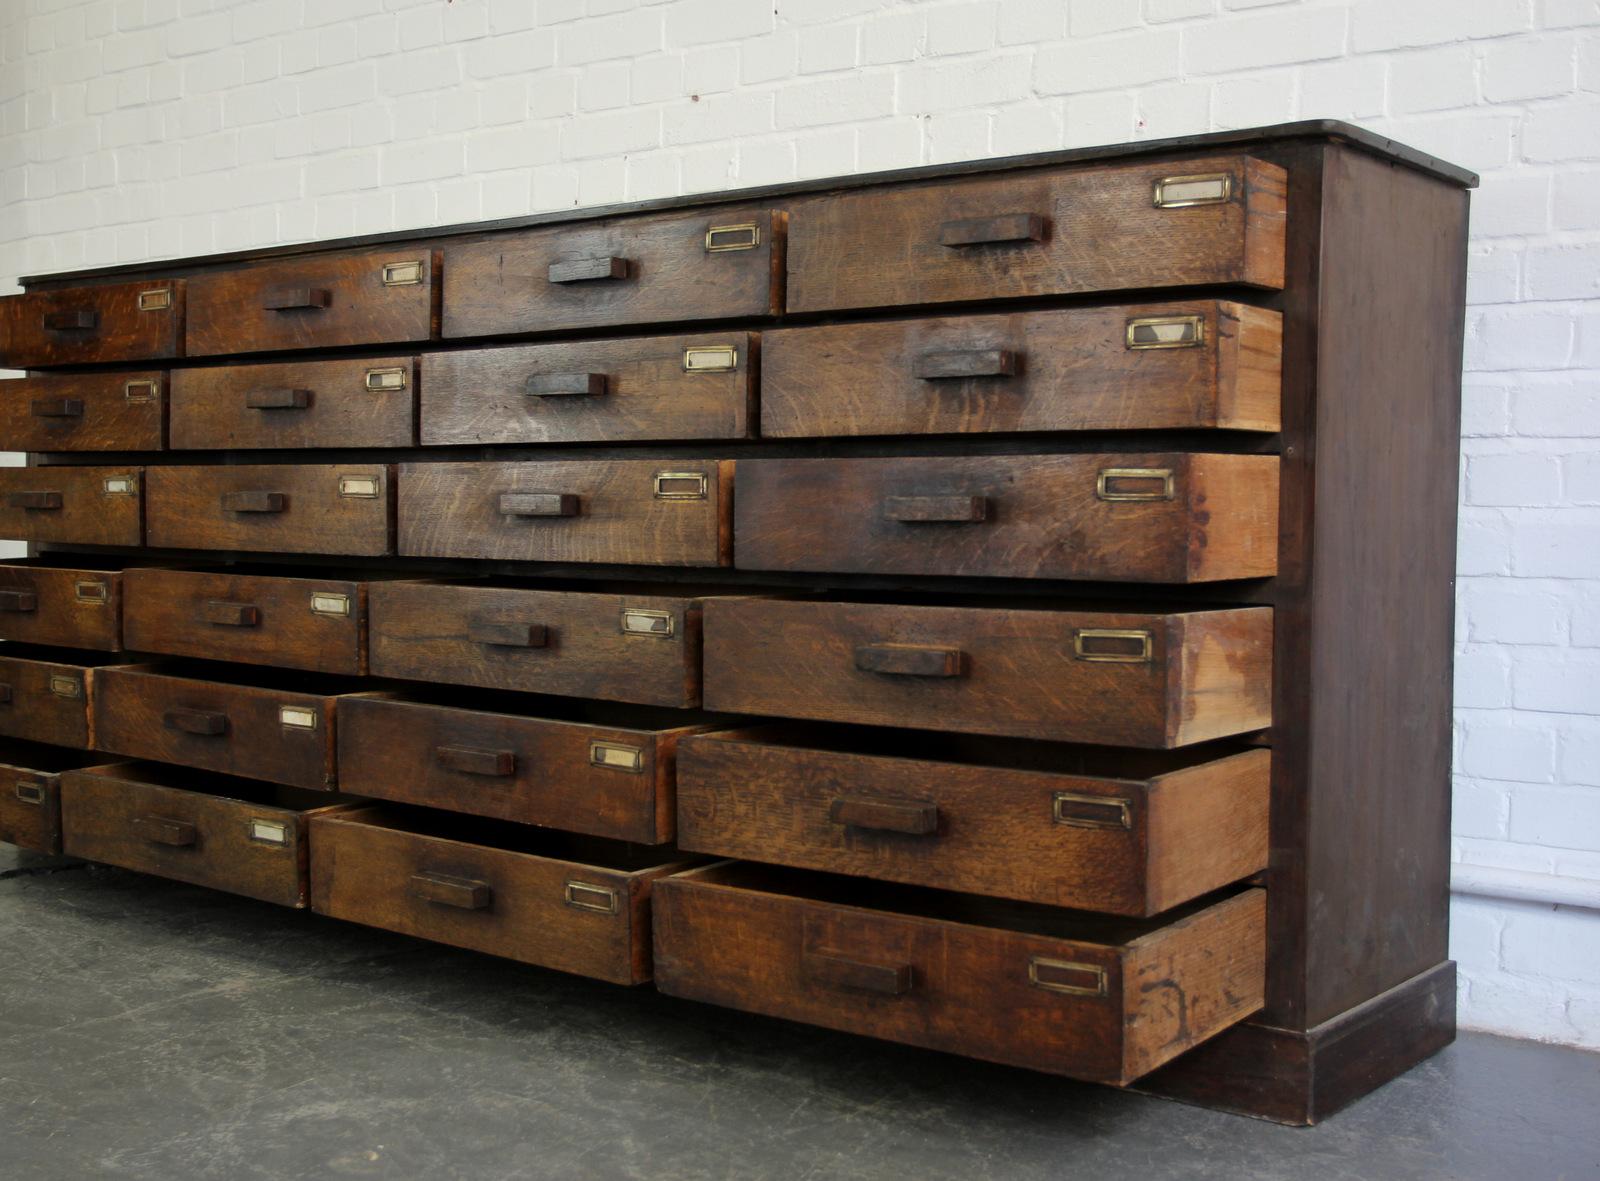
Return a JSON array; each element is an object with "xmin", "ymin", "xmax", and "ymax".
[
  {"xmin": 0, "ymin": 739, "xmax": 110, "ymax": 773},
  {"xmin": 376, "ymin": 686, "xmax": 725, "ymax": 731},
  {"xmin": 102, "ymin": 659, "xmax": 368, "ymax": 696},
  {"xmin": 76, "ymin": 760, "xmax": 352, "ymax": 813},
  {"xmin": 0, "ymin": 644, "xmax": 128, "ymax": 669},
  {"xmin": 0, "ymin": 556, "xmax": 137, "ymax": 575}
]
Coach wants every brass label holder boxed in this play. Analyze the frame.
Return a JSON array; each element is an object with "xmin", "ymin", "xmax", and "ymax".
[
  {"xmin": 564, "ymin": 880, "xmax": 620, "ymax": 914},
  {"xmin": 652, "ymin": 471, "xmax": 709, "ymax": 500},
  {"xmin": 48, "ymin": 675, "xmax": 81, "ymax": 698},
  {"xmin": 1125, "ymin": 315, "xmax": 1205, "ymax": 350},
  {"xmin": 364, "ymin": 367, "xmax": 407, "ymax": 391},
  {"xmin": 381, "ymin": 260, "xmax": 425, "ymax": 286},
  {"xmin": 310, "ymin": 592, "xmax": 351, "ymax": 617},
  {"xmin": 14, "ymin": 782, "xmax": 45, "ymax": 805},
  {"xmin": 589, "ymin": 741, "xmax": 644, "ymax": 772},
  {"xmin": 683, "ymin": 345, "xmax": 738, "ymax": 373},
  {"xmin": 248, "ymin": 818, "xmax": 290, "ymax": 846},
  {"xmin": 74, "ymin": 580, "xmax": 109, "ymax": 604},
  {"xmin": 123, "ymin": 379, "xmax": 160, "ymax": 402},
  {"xmin": 1095, "ymin": 468, "xmax": 1174, "ymax": 502},
  {"xmin": 278, "ymin": 705, "xmax": 318, "ymax": 731},
  {"xmin": 1052, "ymin": 792, "xmax": 1133, "ymax": 830},
  {"xmin": 137, "ymin": 288, "xmax": 173, "ymax": 311},
  {"xmin": 1028, "ymin": 957, "xmax": 1108, "ymax": 997},
  {"xmin": 1152, "ymin": 173, "xmax": 1233, "ymax": 208},
  {"xmin": 705, "ymin": 222, "xmax": 761, "ymax": 252},
  {"xmin": 1073, "ymin": 629, "xmax": 1154, "ymax": 663},
  {"xmin": 620, "ymin": 608, "xmax": 674, "ymax": 638},
  {"xmin": 338, "ymin": 475, "xmax": 380, "ymax": 499}
]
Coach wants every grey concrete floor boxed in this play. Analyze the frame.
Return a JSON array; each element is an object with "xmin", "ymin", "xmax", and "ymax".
[{"xmin": 2, "ymin": 847, "xmax": 1597, "ymax": 1181}]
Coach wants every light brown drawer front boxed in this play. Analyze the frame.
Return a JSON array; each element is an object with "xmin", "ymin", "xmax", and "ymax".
[
  {"xmin": 398, "ymin": 461, "xmax": 732, "ymax": 567},
  {"xmin": 0, "ymin": 563, "xmax": 122, "ymax": 651},
  {"xmin": 0, "ymin": 743, "xmax": 106, "ymax": 855},
  {"xmin": 368, "ymin": 582, "xmax": 704, "ymax": 708},
  {"xmin": 677, "ymin": 730, "xmax": 1270, "ymax": 916},
  {"xmin": 442, "ymin": 208, "xmax": 783, "ymax": 339},
  {"xmin": 421, "ymin": 333, "xmax": 754, "ymax": 446},
  {"xmin": 185, "ymin": 249, "xmax": 435, "ymax": 356},
  {"xmin": 122, "ymin": 568, "xmax": 367, "ymax": 675},
  {"xmin": 145, "ymin": 465, "xmax": 393, "ymax": 556},
  {"xmin": 761, "ymin": 302, "xmax": 1282, "ymax": 438},
  {"xmin": 169, "ymin": 357, "xmax": 417, "ymax": 450},
  {"xmin": 0, "ymin": 280, "xmax": 183, "ymax": 368},
  {"xmin": 0, "ymin": 467, "xmax": 142, "ymax": 547},
  {"xmin": 703, "ymin": 599, "xmax": 1273, "ymax": 748},
  {"xmin": 0, "ymin": 656, "xmax": 95, "ymax": 748},
  {"xmin": 0, "ymin": 372, "xmax": 166, "ymax": 451},
  {"xmin": 735, "ymin": 454, "xmax": 1279, "ymax": 583},
  {"xmin": 653, "ymin": 866, "xmax": 1266, "ymax": 1086},
  {"xmin": 788, "ymin": 154, "xmax": 1286, "ymax": 314}
]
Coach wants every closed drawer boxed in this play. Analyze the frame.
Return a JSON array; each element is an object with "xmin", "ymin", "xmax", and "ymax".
[
  {"xmin": 398, "ymin": 460, "xmax": 732, "ymax": 567},
  {"xmin": 338, "ymin": 695, "xmax": 713, "ymax": 844},
  {"xmin": 442, "ymin": 208, "xmax": 783, "ymax": 339},
  {"xmin": 169, "ymin": 356, "xmax": 417, "ymax": 450},
  {"xmin": 185, "ymin": 248, "xmax": 435, "ymax": 356},
  {"xmin": 145, "ymin": 464, "xmax": 393, "ymax": 556},
  {"xmin": 0, "ymin": 559, "xmax": 124, "ymax": 651},
  {"xmin": 653, "ymin": 864, "xmax": 1266, "ymax": 1085},
  {"xmin": 0, "ymin": 372, "xmax": 166, "ymax": 451},
  {"xmin": 0, "ymin": 741, "xmax": 107, "ymax": 855},
  {"xmin": 735, "ymin": 454, "xmax": 1279, "ymax": 583},
  {"xmin": 703, "ymin": 599, "xmax": 1273, "ymax": 748},
  {"xmin": 788, "ymin": 154, "xmax": 1286, "ymax": 314},
  {"xmin": 678, "ymin": 726, "xmax": 1269, "ymax": 916},
  {"xmin": 368, "ymin": 581, "xmax": 707, "ymax": 707},
  {"xmin": 0, "ymin": 648, "xmax": 114, "ymax": 748},
  {"xmin": 0, "ymin": 280, "xmax": 183, "ymax": 368},
  {"xmin": 123, "ymin": 567, "xmax": 371, "ymax": 675},
  {"xmin": 420, "ymin": 333, "xmax": 754, "ymax": 446},
  {"xmin": 0, "ymin": 466, "xmax": 142, "ymax": 547},
  {"xmin": 310, "ymin": 805, "xmax": 693, "ymax": 984},
  {"xmin": 761, "ymin": 302, "xmax": 1281, "ymax": 439},
  {"xmin": 60, "ymin": 762, "xmax": 348, "ymax": 907}
]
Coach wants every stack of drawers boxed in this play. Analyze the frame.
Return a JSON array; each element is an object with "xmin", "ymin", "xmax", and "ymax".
[{"xmin": 0, "ymin": 122, "xmax": 1473, "ymax": 1124}]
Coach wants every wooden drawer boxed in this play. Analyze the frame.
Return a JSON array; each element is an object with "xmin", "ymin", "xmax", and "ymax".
[
  {"xmin": 702, "ymin": 598, "xmax": 1273, "ymax": 748},
  {"xmin": 653, "ymin": 864, "xmax": 1265, "ymax": 1086},
  {"xmin": 92, "ymin": 664, "xmax": 372, "ymax": 790},
  {"xmin": 0, "ymin": 648, "xmax": 114, "ymax": 748},
  {"xmin": 0, "ymin": 372, "xmax": 166, "ymax": 451},
  {"xmin": 678, "ymin": 726, "xmax": 1269, "ymax": 916},
  {"xmin": 123, "ymin": 567, "xmax": 372, "ymax": 675},
  {"xmin": 60, "ymin": 762, "xmax": 348, "ymax": 907},
  {"xmin": 169, "ymin": 356, "xmax": 417, "ymax": 450},
  {"xmin": 442, "ymin": 208, "xmax": 783, "ymax": 339},
  {"xmin": 145, "ymin": 464, "xmax": 393, "ymax": 556},
  {"xmin": 734, "ymin": 454, "xmax": 1279, "ymax": 583},
  {"xmin": 338, "ymin": 694, "xmax": 713, "ymax": 844},
  {"xmin": 398, "ymin": 460, "xmax": 732, "ymax": 567},
  {"xmin": 0, "ymin": 559, "xmax": 125, "ymax": 651},
  {"xmin": 185, "ymin": 248, "xmax": 435, "ymax": 356},
  {"xmin": 0, "ymin": 740, "xmax": 107, "ymax": 855},
  {"xmin": 761, "ymin": 302, "xmax": 1281, "ymax": 438},
  {"xmin": 788, "ymin": 154, "xmax": 1286, "ymax": 314},
  {"xmin": 309, "ymin": 805, "xmax": 693, "ymax": 984},
  {"xmin": 368, "ymin": 580, "xmax": 707, "ymax": 707},
  {"xmin": 0, "ymin": 280, "xmax": 183, "ymax": 368},
  {"xmin": 0, "ymin": 466, "xmax": 142, "ymax": 547},
  {"xmin": 420, "ymin": 332, "xmax": 754, "ymax": 446}
]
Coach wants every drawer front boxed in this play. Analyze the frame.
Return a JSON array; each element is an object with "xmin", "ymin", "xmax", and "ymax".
[
  {"xmin": 0, "ymin": 280, "xmax": 183, "ymax": 368},
  {"xmin": 0, "ymin": 372, "xmax": 166, "ymax": 451},
  {"xmin": 0, "ymin": 658, "xmax": 93, "ymax": 748},
  {"xmin": 398, "ymin": 460, "xmax": 732, "ymax": 567},
  {"xmin": 0, "ymin": 765, "xmax": 63, "ymax": 855},
  {"xmin": 145, "ymin": 464, "xmax": 393, "ymax": 556},
  {"xmin": 0, "ymin": 467, "xmax": 142, "ymax": 547},
  {"xmin": 169, "ymin": 357, "xmax": 417, "ymax": 450},
  {"xmin": 421, "ymin": 332, "xmax": 753, "ymax": 446},
  {"xmin": 788, "ymin": 155, "xmax": 1286, "ymax": 314},
  {"xmin": 185, "ymin": 249, "xmax": 435, "ymax": 356},
  {"xmin": 0, "ymin": 564, "xmax": 122, "ymax": 651},
  {"xmin": 122, "ymin": 568, "xmax": 366, "ymax": 675},
  {"xmin": 653, "ymin": 872, "xmax": 1267, "ymax": 1085},
  {"xmin": 735, "ymin": 454, "xmax": 1279, "ymax": 583},
  {"xmin": 368, "ymin": 582, "xmax": 703, "ymax": 708},
  {"xmin": 92, "ymin": 668, "xmax": 341, "ymax": 790},
  {"xmin": 337, "ymin": 697, "xmax": 683, "ymax": 844},
  {"xmin": 443, "ymin": 208, "xmax": 783, "ymax": 339},
  {"xmin": 762, "ymin": 303, "xmax": 1282, "ymax": 438},
  {"xmin": 703, "ymin": 599, "xmax": 1273, "ymax": 748}
]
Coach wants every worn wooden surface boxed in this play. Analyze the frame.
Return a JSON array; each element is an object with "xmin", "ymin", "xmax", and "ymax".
[
  {"xmin": 0, "ymin": 651, "xmax": 104, "ymax": 748},
  {"xmin": 0, "ymin": 560, "xmax": 124, "ymax": 651},
  {"xmin": 0, "ymin": 741, "xmax": 107, "ymax": 854},
  {"xmin": 145, "ymin": 464, "xmax": 393, "ymax": 556},
  {"xmin": 169, "ymin": 356, "xmax": 417, "ymax": 449},
  {"xmin": 0, "ymin": 467, "xmax": 142, "ymax": 547},
  {"xmin": 0, "ymin": 280, "xmax": 184, "ymax": 367},
  {"xmin": 0, "ymin": 371, "xmax": 166, "ymax": 451}
]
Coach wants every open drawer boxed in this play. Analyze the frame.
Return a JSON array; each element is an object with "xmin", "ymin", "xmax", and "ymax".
[{"xmin": 0, "ymin": 739, "xmax": 109, "ymax": 855}]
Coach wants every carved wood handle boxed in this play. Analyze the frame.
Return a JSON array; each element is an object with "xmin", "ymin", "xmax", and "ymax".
[
  {"xmin": 262, "ymin": 287, "xmax": 331, "ymax": 311},
  {"xmin": 525, "ymin": 372, "xmax": 608, "ymax": 397},
  {"xmin": 882, "ymin": 495, "xmax": 988, "ymax": 523},
  {"xmin": 201, "ymin": 600, "xmax": 260, "ymax": 628},
  {"xmin": 435, "ymin": 745, "xmax": 517, "ymax": 777},
  {"xmin": 854, "ymin": 643, "xmax": 967, "ymax": 678},
  {"xmin": 0, "ymin": 590, "xmax": 38, "ymax": 613},
  {"xmin": 547, "ymin": 256, "xmax": 629, "ymax": 284},
  {"xmin": 42, "ymin": 309, "xmax": 97, "ymax": 331},
  {"xmin": 804, "ymin": 950, "xmax": 914, "ymax": 996},
  {"xmin": 499, "ymin": 492, "xmax": 579, "ymax": 518},
  {"xmin": 135, "ymin": 815, "xmax": 197, "ymax": 847},
  {"xmin": 163, "ymin": 707, "xmax": 228, "ymax": 736},
  {"xmin": 30, "ymin": 397, "xmax": 85, "ymax": 418},
  {"xmin": 938, "ymin": 214, "xmax": 1047, "ymax": 247},
  {"xmin": 466, "ymin": 618, "xmax": 548, "ymax": 648},
  {"xmin": 245, "ymin": 388, "xmax": 312, "ymax": 410},
  {"xmin": 7, "ymin": 491, "xmax": 62, "ymax": 510},
  {"xmin": 828, "ymin": 795, "xmax": 939, "ymax": 835},
  {"xmin": 913, "ymin": 349, "xmax": 1018, "ymax": 380},
  {"xmin": 221, "ymin": 491, "xmax": 287, "ymax": 513},
  {"xmin": 409, "ymin": 870, "xmax": 492, "ymax": 910}
]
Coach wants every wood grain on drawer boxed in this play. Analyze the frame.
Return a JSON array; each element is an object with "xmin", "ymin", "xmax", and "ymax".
[
  {"xmin": 145, "ymin": 464, "xmax": 393, "ymax": 556},
  {"xmin": 0, "ymin": 741, "xmax": 107, "ymax": 855},
  {"xmin": 0, "ymin": 280, "xmax": 183, "ymax": 368},
  {"xmin": 0, "ymin": 561, "xmax": 123, "ymax": 652},
  {"xmin": 169, "ymin": 356, "xmax": 417, "ymax": 450},
  {"xmin": 0, "ymin": 466, "xmax": 142, "ymax": 547},
  {"xmin": 0, "ymin": 650, "xmax": 107, "ymax": 748},
  {"xmin": 0, "ymin": 372, "xmax": 166, "ymax": 451}
]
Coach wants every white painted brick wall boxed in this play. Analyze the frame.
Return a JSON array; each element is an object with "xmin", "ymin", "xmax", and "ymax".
[{"xmin": 1, "ymin": 0, "xmax": 1597, "ymax": 1049}]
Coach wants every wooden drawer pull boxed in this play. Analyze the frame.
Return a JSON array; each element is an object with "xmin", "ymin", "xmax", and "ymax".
[
  {"xmin": 164, "ymin": 708, "xmax": 228, "ymax": 736},
  {"xmin": 548, "ymin": 256, "xmax": 629, "ymax": 284},
  {"xmin": 855, "ymin": 643, "xmax": 966, "ymax": 678},
  {"xmin": 435, "ymin": 745, "xmax": 516, "ymax": 777},
  {"xmin": 467, "ymin": 618, "xmax": 548, "ymax": 648},
  {"xmin": 30, "ymin": 397, "xmax": 85, "ymax": 418},
  {"xmin": 201, "ymin": 600, "xmax": 260, "ymax": 628},
  {"xmin": 245, "ymin": 387, "xmax": 312, "ymax": 410},
  {"xmin": 938, "ymin": 213, "xmax": 1046, "ymax": 247},
  {"xmin": 263, "ymin": 286, "xmax": 331, "ymax": 311},
  {"xmin": 804, "ymin": 950, "xmax": 914, "ymax": 996},
  {"xmin": 7, "ymin": 491, "xmax": 62, "ymax": 510},
  {"xmin": 0, "ymin": 590, "xmax": 37, "ymax": 613},
  {"xmin": 499, "ymin": 492, "xmax": 580, "ymax": 518},
  {"xmin": 221, "ymin": 491, "xmax": 287, "ymax": 513},
  {"xmin": 526, "ymin": 372, "xmax": 608, "ymax": 397},
  {"xmin": 913, "ymin": 349, "xmax": 1018, "ymax": 380},
  {"xmin": 43, "ymin": 309, "xmax": 98, "ymax": 331},
  {"xmin": 829, "ymin": 795, "xmax": 939, "ymax": 836},
  {"xmin": 409, "ymin": 870, "xmax": 493, "ymax": 910},
  {"xmin": 135, "ymin": 815, "xmax": 197, "ymax": 847},
  {"xmin": 883, "ymin": 495, "xmax": 988, "ymax": 523}
]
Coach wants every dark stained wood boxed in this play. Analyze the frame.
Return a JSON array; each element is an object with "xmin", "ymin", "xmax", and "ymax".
[
  {"xmin": 0, "ymin": 371, "xmax": 166, "ymax": 451},
  {"xmin": 0, "ymin": 559, "xmax": 124, "ymax": 651},
  {"xmin": 0, "ymin": 280, "xmax": 183, "ymax": 367},
  {"xmin": 0, "ymin": 649, "xmax": 111, "ymax": 748},
  {"xmin": 145, "ymin": 464, "xmax": 393, "ymax": 556},
  {"xmin": 0, "ymin": 740, "xmax": 107, "ymax": 854},
  {"xmin": 169, "ymin": 356, "xmax": 417, "ymax": 450},
  {"xmin": 0, "ymin": 467, "xmax": 142, "ymax": 547}
]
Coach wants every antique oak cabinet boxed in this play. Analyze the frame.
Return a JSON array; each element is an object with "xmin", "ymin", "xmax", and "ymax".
[{"xmin": 0, "ymin": 121, "xmax": 1472, "ymax": 1123}]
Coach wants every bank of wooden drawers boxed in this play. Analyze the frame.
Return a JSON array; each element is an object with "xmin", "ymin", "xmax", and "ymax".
[
  {"xmin": 145, "ymin": 464, "xmax": 392, "ymax": 556},
  {"xmin": 0, "ymin": 467, "xmax": 142, "ymax": 547},
  {"xmin": 169, "ymin": 357, "xmax": 417, "ymax": 450},
  {"xmin": 0, "ymin": 280, "xmax": 183, "ymax": 367},
  {"xmin": 0, "ymin": 740, "xmax": 106, "ymax": 855},
  {"xmin": 0, "ymin": 560, "xmax": 124, "ymax": 651},
  {"xmin": 0, "ymin": 373, "xmax": 166, "ymax": 451},
  {"xmin": 0, "ymin": 648, "xmax": 110, "ymax": 748}
]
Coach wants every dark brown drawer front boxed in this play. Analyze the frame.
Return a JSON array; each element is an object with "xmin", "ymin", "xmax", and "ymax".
[
  {"xmin": 145, "ymin": 465, "xmax": 393, "ymax": 556},
  {"xmin": 0, "ymin": 743, "xmax": 106, "ymax": 855},
  {"xmin": 421, "ymin": 333, "xmax": 753, "ymax": 446},
  {"xmin": 653, "ymin": 865, "xmax": 1267, "ymax": 1085},
  {"xmin": 788, "ymin": 154, "xmax": 1286, "ymax": 314},
  {"xmin": 185, "ymin": 249, "xmax": 435, "ymax": 356},
  {"xmin": 703, "ymin": 599, "xmax": 1273, "ymax": 748},
  {"xmin": 123, "ymin": 568, "xmax": 367, "ymax": 675},
  {"xmin": 0, "ymin": 656, "xmax": 95, "ymax": 748},
  {"xmin": 368, "ymin": 582, "xmax": 704, "ymax": 707},
  {"xmin": 0, "ymin": 563, "xmax": 122, "ymax": 651},
  {"xmin": 398, "ymin": 460, "xmax": 732, "ymax": 567},
  {"xmin": 442, "ymin": 208, "xmax": 783, "ymax": 339},
  {"xmin": 762, "ymin": 302, "xmax": 1282, "ymax": 438},
  {"xmin": 169, "ymin": 357, "xmax": 417, "ymax": 450},
  {"xmin": 0, "ymin": 467, "xmax": 142, "ymax": 547},
  {"xmin": 0, "ymin": 372, "xmax": 166, "ymax": 451},
  {"xmin": 0, "ymin": 280, "xmax": 183, "ymax": 368},
  {"xmin": 735, "ymin": 454, "xmax": 1279, "ymax": 583}
]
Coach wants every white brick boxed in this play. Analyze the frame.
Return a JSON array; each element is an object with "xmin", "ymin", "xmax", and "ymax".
[
  {"xmin": 664, "ymin": 91, "xmax": 770, "ymax": 144},
  {"xmin": 1562, "ymin": 718, "xmax": 1600, "ymax": 782},
  {"xmin": 795, "ymin": 127, "xmax": 856, "ymax": 177},
  {"xmin": 1467, "ymin": 451, "xmax": 1564, "ymax": 506},
  {"xmin": 1471, "ymin": 172, "xmax": 1551, "ymax": 237},
  {"xmin": 564, "ymin": 106, "xmax": 662, "ymax": 156},
  {"xmin": 1353, "ymin": 0, "xmax": 1531, "ymax": 52},
  {"xmin": 466, "ymin": 30, "xmax": 555, "ymax": 78},
  {"xmin": 1182, "ymin": 6, "xmax": 1347, "ymax": 74},
  {"xmin": 1525, "ymin": 241, "xmax": 1600, "ymax": 301},
  {"xmin": 682, "ymin": 44, "xmax": 739, "ymax": 94},
  {"xmin": 529, "ymin": 72, "xmax": 577, "ymax": 118},
  {"xmin": 1523, "ymin": 101, "xmax": 1600, "ymax": 163},
  {"xmin": 301, "ymin": 63, "xmax": 378, "ymax": 112},
  {"xmin": 1457, "ymin": 511, "xmax": 1514, "ymax": 576},
  {"xmin": 1513, "ymin": 511, "xmax": 1600, "ymax": 576},
  {"xmin": 1483, "ymin": 33, "xmax": 1577, "ymax": 102},
  {"xmin": 466, "ymin": 122, "xmax": 560, "ymax": 172},
  {"xmin": 1567, "ymin": 452, "xmax": 1600, "ymax": 503},
  {"xmin": 1552, "ymin": 167, "xmax": 1600, "ymax": 231},
  {"xmin": 991, "ymin": 102, "xmax": 1063, "ymax": 156},
  {"xmin": 1466, "ymin": 581, "xmax": 1565, "ymax": 641},
  {"xmin": 1069, "ymin": 0, "xmax": 1140, "ymax": 37},
  {"xmin": 774, "ymin": 70, "xmax": 894, "ymax": 129},
  {"xmin": 1036, "ymin": 30, "xmax": 1180, "ymax": 95},
  {"xmin": 1065, "ymin": 90, "xmax": 1137, "ymax": 145},
  {"xmin": 999, "ymin": 0, "xmax": 1064, "ymax": 44},
  {"xmin": 579, "ymin": 60, "xmax": 632, "ymax": 110},
  {"xmin": 1460, "ymin": 718, "xmax": 1558, "ymax": 781},
  {"xmin": 1136, "ymin": 80, "xmax": 1212, "ymax": 138},
  {"xmin": 1388, "ymin": 47, "xmax": 1479, "ymax": 115},
  {"xmin": 738, "ymin": 138, "xmax": 795, "ymax": 185},
  {"xmin": 1381, "ymin": 112, "xmax": 1518, "ymax": 173},
  {"xmin": 379, "ymin": 136, "xmax": 463, "ymax": 184},
  {"xmin": 1461, "ymin": 377, "xmax": 1512, "ymax": 437},
  {"xmin": 799, "ymin": 23, "xmax": 857, "ymax": 74},
  {"xmin": 855, "ymin": 117, "xmax": 924, "ymax": 170},
  {"xmin": 1503, "ymin": 903, "xmax": 1600, "ymax": 979},
  {"xmin": 558, "ymin": 9, "xmax": 660, "ymax": 63},
  {"xmin": 927, "ymin": 3, "xmax": 997, "ymax": 56},
  {"xmin": 633, "ymin": 53, "xmax": 683, "ymax": 102},
  {"xmin": 1469, "ymin": 307, "xmax": 1574, "ymax": 372},
  {"xmin": 1448, "ymin": 892, "xmax": 1504, "ymax": 968},
  {"xmin": 900, "ymin": 53, "xmax": 1033, "ymax": 114},
  {"xmin": 665, "ymin": 0, "xmax": 773, "ymax": 48},
  {"xmin": 926, "ymin": 109, "xmax": 992, "ymax": 164},
  {"xmin": 1514, "ymin": 649, "xmax": 1600, "ymax": 712},
  {"xmin": 741, "ymin": 30, "xmax": 796, "ymax": 81},
  {"xmin": 1543, "ymin": 0, "xmax": 1600, "ymax": 28},
  {"xmin": 1212, "ymin": 71, "xmax": 1294, "ymax": 130},
  {"xmin": 1298, "ymin": 57, "xmax": 1387, "ymax": 121}
]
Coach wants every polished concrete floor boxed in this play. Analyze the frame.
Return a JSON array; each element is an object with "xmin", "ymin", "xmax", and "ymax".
[{"xmin": 3, "ymin": 847, "xmax": 1597, "ymax": 1181}]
